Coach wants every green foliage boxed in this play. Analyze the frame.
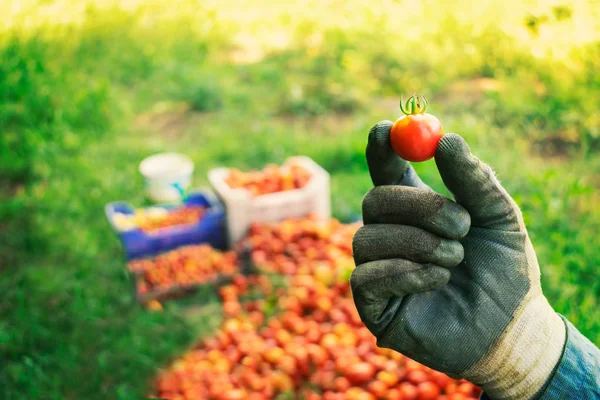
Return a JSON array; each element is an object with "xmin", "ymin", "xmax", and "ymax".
[
  {"xmin": 484, "ymin": 46, "xmax": 600, "ymax": 150},
  {"xmin": 0, "ymin": 31, "xmax": 114, "ymax": 265},
  {"xmin": 0, "ymin": 33, "xmax": 112, "ymax": 181},
  {"xmin": 553, "ymin": 5, "xmax": 573, "ymax": 22},
  {"xmin": 168, "ymin": 69, "xmax": 224, "ymax": 112}
]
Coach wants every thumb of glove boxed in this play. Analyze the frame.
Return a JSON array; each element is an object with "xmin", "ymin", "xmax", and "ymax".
[{"xmin": 435, "ymin": 133, "xmax": 523, "ymax": 231}]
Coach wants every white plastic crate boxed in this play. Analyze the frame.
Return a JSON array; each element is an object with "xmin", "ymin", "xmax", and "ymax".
[{"xmin": 208, "ymin": 156, "xmax": 331, "ymax": 245}]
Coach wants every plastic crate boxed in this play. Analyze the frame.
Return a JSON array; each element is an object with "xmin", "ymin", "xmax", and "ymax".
[
  {"xmin": 105, "ymin": 189, "xmax": 226, "ymax": 260},
  {"xmin": 208, "ymin": 156, "xmax": 331, "ymax": 245},
  {"xmin": 130, "ymin": 245, "xmax": 255, "ymax": 304}
]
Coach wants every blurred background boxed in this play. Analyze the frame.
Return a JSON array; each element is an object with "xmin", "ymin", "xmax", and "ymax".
[{"xmin": 1, "ymin": 0, "xmax": 599, "ymax": 398}]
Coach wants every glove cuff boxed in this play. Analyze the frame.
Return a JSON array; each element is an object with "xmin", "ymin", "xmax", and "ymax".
[{"xmin": 463, "ymin": 293, "xmax": 566, "ymax": 400}]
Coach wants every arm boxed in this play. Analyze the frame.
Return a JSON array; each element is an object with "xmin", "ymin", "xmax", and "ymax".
[{"xmin": 490, "ymin": 318, "xmax": 600, "ymax": 400}]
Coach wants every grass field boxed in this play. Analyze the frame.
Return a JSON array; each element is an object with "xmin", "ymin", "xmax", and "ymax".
[{"xmin": 1, "ymin": 1, "xmax": 599, "ymax": 398}]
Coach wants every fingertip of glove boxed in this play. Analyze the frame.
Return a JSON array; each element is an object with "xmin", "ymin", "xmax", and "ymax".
[
  {"xmin": 435, "ymin": 133, "xmax": 470, "ymax": 161},
  {"xmin": 445, "ymin": 201, "xmax": 472, "ymax": 239},
  {"xmin": 361, "ymin": 185, "xmax": 390, "ymax": 219},
  {"xmin": 420, "ymin": 264, "xmax": 452, "ymax": 289},
  {"xmin": 435, "ymin": 239, "xmax": 465, "ymax": 267},
  {"xmin": 368, "ymin": 120, "xmax": 394, "ymax": 148}
]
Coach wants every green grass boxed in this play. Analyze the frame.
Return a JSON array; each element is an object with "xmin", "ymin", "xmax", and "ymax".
[{"xmin": 1, "ymin": 1, "xmax": 599, "ymax": 399}]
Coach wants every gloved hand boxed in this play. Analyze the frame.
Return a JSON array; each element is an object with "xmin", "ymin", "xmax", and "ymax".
[{"xmin": 351, "ymin": 121, "xmax": 567, "ymax": 400}]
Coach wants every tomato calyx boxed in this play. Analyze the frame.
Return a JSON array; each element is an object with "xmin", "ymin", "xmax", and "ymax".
[{"xmin": 399, "ymin": 94, "xmax": 429, "ymax": 115}]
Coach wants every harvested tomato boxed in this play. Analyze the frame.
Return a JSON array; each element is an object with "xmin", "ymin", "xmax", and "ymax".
[
  {"xmin": 151, "ymin": 218, "xmax": 486, "ymax": 400},
  {"xmin": 417, "ymin": 381, "xmax": 441, "ymax": 400},
  {"xmin": 220, "ymin": 388, "xmax": 248, "ymax": 400},
  {"xmin": 407, "ymin": 369, "xmax": 429, "ymax": 385},
  {"xmin": 367, "ymin": 380, "xmax": 388, "ymax": 398},
  {"xmin": 390, "ymin": 94, "xmax": 444, "ymax": 162},
  {"xmin": 398, "ymin": 382, "xmax": 419, "ymax": 400},
  {"xmin": 334, "ymin": 376, "xmax": 351, "ymax": 392},
  {"xmin": 344, "ymin": 362, "xmax": 376, "ymax": 385},
  {"xmin": 456, "ymin": 382, "xmax": 476, "ymax": 396}
]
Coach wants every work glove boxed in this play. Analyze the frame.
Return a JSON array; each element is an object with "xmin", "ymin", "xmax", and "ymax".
[{"xmin": 351, "ymin": 121, "xmax": 567, "ymax": 400}]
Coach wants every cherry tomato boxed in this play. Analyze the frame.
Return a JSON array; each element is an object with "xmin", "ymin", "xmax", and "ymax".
[
  {"xmin": 386, "ymin": 389, "xmax": 402, "ymax": 400},
  {"xmin": 430, "ymin": 371, "xmax": 452, "ymax": 390},
  {"xmin": 390, "ymin": 94, "xmax": 444, "ymax": 162},
  {"xmin": 447, "ymin": 394, "xmax": 467, "ymax": 400},
  {"xmin": 220, "ymin": 388, "xmax": 248, "ymax": 400},
  {"xmin": 456, "ymin": 382, "xmax": 476, "ymax": 396},
  {"xmin": 398, "ymin": 382, "xmax": 419, "ymax": 400},
  {"xmin": 334, "ymin": 376, "xmax": 351, "ymax": 392},
  {"xmin": 376, "ymin": 370, "xmax": 399, "ymax": 387},
  {"xmin": 407, "ymin": 369, "xmax": 428, "ymax": 385},
  {"xmin": 417, "ymin": 381, "xmax": 441, "ymax": 400},
  {"xmin": 343, "ymin": 362, "xmax": 376, "ymax": 385},
  {"xmin": 367, "ymin": 380, "xmax": 388, "ymax": 398}
]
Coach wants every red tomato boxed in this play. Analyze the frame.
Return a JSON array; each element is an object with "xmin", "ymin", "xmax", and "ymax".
[
  {"xmin": 307, "ymin": 344, "xmax": 328, "ymax": 366},
  {"xmin": 222, "ymin": 301, "xmax": 242, "ymax": 317},
  {"xmin": 365, "ymin": 354, "xmax": 387, "ymax": 371},
  {"xmin": 344, "ymin": 362, "xmax": 376, "ymax": 385},
  {"xmin": 445, "ymin": 382, "xmax": 458, "ymax": 394},
  {"xmin": 350, "ymin": 389, "xmax": 376, "ymax": 400},
  {"xmin": 430, "ymin": 371, "xmax": 452, "ymax": 390},
  {"xmin": 456, "ymin": 382, "xmax": 475, "ymax": 396},
  {"xmin": 367, "ymin": 380, "xmax": 388, "ymax": 398},
  {"xmin": 447, "ymin": 394, "xmax": 467, "ymax": 400},
  {"xmin": 390, "ymin": 95, "xmax": 444, "ymax": 162},
  {"xmin": 398, "ymin": 382, "xmax": 419, "ymax": 400},
  {"xmin": 334, "ymin": 376, "xmax": 351, "ymax": 392},
  {"xmin": 417, "ymin": 381, "xmax": 441, "ymax": 400},
  {"xmin": 386, "ymin": 388, "xmax": 402, "ymax": 400},
  {"xmin": 247, "ymin": 394, "xmax": 267, "ymax": 400},
  {"xmin": 304, "ymin": 390, "xmax": 323, "ymax": 400},
  {"xmin": 220, "ymin": 388, "xmax": 248, "ymax": 400},
  {"xmin": 376, "ymin": 370, "xmax": 399, "ymax": 387},
  {"xmin": 407, "ymin": 370, "xmax": 429, "ymax": 385}
]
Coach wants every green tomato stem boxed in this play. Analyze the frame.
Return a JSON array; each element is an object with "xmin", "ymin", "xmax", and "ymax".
[{"xmin": 399, "ymin": 94, "xmax": 429, "ymax": 115}]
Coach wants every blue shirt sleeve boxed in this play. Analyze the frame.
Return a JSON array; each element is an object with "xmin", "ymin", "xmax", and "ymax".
[{"xmin": 481, "ymin": 316, "xmax": 600, "ymax": 400}]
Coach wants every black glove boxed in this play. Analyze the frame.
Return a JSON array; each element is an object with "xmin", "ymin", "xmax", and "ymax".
[{"xmin": 351, "ymin": 121, "xmax": 566, "ymax": 400}]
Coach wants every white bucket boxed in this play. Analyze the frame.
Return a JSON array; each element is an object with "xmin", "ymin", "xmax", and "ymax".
[{"xmin": 139, "ymin": 152, "xmax": 194, "ymax": 203}]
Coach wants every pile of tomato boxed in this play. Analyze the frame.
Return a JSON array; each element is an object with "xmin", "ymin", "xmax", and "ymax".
[
  {"xmin": 137, "ymin": 206, "xmax": 206, "ymax": 233},
  {"xmin": 152, "ymin": 217, "xmax": 481, "ymax": 400},
  {"xmin": 225, "ymin": 163, "xmax": 312, "ymax": 196},
  {"xmin": 130, "ymin": 245, "xmax": 238, "ymax": 295}
]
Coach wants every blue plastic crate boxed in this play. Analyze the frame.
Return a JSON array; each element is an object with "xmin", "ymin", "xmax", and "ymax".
[{"xmin": 105, "ymin": 188, "xmax": 226, "ymax": 260}]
